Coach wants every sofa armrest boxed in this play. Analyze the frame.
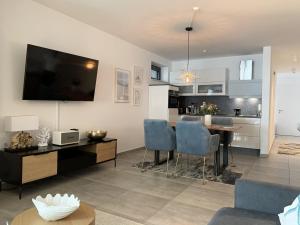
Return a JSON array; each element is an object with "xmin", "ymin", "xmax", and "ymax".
[{"xmin": 235, "ymin": 179, "xmax": 300, "ymax": 215}]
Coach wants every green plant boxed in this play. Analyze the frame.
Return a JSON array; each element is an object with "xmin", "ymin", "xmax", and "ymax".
[{"xmin": 200, "ymin": 102, "xmax": 219, "ymax": 115}]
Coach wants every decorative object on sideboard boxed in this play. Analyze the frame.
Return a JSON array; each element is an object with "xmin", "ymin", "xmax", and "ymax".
[
  {"xmin": 32, "ymin": 194, "xmax": 80, "ymax": 221},
  {"xmin": 133, "ymin": 88, "xmax": 142, "ymax": 106},
  {"xmin": 200, "ymin": 102, "xmax": 219, "ymax": 126},
  {"xmin": 133, "ymin": 65, "xmax": 144, "ymax": 85},
  {"xmin": 115, "ymin": 68, "xmax": 130, "ymax": 103},
  {"xmin": 52, "ymin": 130, "xmax": 80, "ymax": 146},
  {"xmin": 4, "ymin": 115, "xmax": 39, "ymax": 152},
  {"xmin": 36, "ymin": 127, "xmax": 51, "ymax": 147},
  {"xmin": 87, "ymin": 130, "xmax": 107, "ymax": 141}
]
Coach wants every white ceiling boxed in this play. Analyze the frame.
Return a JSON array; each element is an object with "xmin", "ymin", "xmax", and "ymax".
[{"xmin": 33, "ymin": 0, "xmax": 300, "ymax": 60}]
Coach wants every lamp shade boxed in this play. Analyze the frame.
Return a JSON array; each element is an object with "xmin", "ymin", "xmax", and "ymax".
[{"xmin": 4, "ymin": 115, "xmax": 39, "ymax": 132}]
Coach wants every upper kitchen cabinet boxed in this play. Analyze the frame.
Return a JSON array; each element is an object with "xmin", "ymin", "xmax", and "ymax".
[
  {"xmin": 170, "ymin": 68, "xmax": 229, "ymax": 96},
  {"xmin": 228, "ymin": 80, "xmax": 262, "ymax": 98},
  {"xmin": 195, "ymin": 68, "xmax": 229, "ymax": 96}
]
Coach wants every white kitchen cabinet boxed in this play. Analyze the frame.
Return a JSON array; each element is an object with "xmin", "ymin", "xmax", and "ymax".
[
  {"xmin": 195, "ymin": 68, "xmax": 229, "ymax": 84},
  {"xmin": 228, "ymin": 80, "xmax": 262, "ymax": 98},
  {"xmin": 178, "ymin": 83, "xmax": 196, "ymax": 96},
  {"xmin": 196, "ymin": 82, "xmax": 227, "ymax": 96},
  {"xmin": 148, "ymin": 85, "xmax": 179, "ymax": 122},
  {"xmin": 213, "ymin": 116, "xmax": 261, "ymax": 149},
  {"xmin": 171, "ymin": 68, "xmax": 229, "ymax": 96},
  {"xmin": 231, "ymin": 117, "xmax": 261, "ymax": 149},
  {"xmin": 169, "ymin": 71, "xmax": 184, "ymax": 84}
]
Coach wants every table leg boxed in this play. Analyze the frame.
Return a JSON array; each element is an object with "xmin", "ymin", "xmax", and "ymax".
[
  {"xmin": 0, "ymin": 180, "xmax": 2, "ymax": 192},
  {"xmin": 223, "ymin": 131, "xmax": 229, "ymax": 168},
  {"xmin": 154, "ymin": 150, "xmax": 174, "ymax": 165},
  {"xmin": 214, "ymin": 145, "xmax": 221, "ymax": 176},
  {"xmin": 169, "ymin": 150, "xmax": 174, "ymax": 160},
  {"xmin": 19, "ymin": 185, "xmax": 22, "ymax": 200},
  {"xmin": 154, "ymin": 150, "xmax": 160, "ymax": 165}
]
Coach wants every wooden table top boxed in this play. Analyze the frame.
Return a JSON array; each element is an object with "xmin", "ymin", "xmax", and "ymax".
[
  {"xmin": 11, "ymin": 202, "xmax": 95, "ymax": 225},
  {"xmin": 169, "ymin": 122, "xmax": 240, "ymax": 132}
]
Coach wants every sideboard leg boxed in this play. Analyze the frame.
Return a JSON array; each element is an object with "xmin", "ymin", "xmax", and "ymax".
[
  {"xmin": 114, "ymin": 158, "xmax": 117, "ymax": 168},
  {"xmin": 19, "ymin": 185, "xmax": 23, "ymax": 200},
  {"xmin": 0, "ymin": 180, "xmax": 2, "ymax": 192}
]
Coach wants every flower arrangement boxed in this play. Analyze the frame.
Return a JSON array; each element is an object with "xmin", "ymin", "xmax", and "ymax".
[{"xmin": 200, "ymin": 102, "xmax": 219, "ymax": 115}]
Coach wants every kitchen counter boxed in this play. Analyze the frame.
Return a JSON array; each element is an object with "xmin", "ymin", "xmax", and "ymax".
[{"xmin": 179, "ymin": 114, "xmax": 261, "ymax": 119}]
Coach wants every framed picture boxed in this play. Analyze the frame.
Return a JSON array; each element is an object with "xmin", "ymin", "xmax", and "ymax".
[
  {"xmin": 133, "ymin": 88, "xmax": 142, "ymax": 106},
  {"xmin": 133, "ymin": 65, "xmax": 144, "ymax": 85},
  {"xmin": 115, "ymin": 68, "xmax": 130, "ymax": 103}
]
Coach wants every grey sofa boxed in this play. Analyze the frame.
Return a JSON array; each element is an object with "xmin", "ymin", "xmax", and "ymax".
[{"xmin": 208, "ymin": 179, "xmax": 300, "ymax": 225}]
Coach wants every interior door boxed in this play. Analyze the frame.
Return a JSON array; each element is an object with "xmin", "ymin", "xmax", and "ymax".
[{"xmin": 275, "ymin": 73, "xmax": 300, "ymax": 136}]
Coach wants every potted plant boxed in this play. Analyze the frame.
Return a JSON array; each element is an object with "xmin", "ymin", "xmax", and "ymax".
[{"xmin": 200, "ymin": 102, "xmax": 219, "ymax": 125}]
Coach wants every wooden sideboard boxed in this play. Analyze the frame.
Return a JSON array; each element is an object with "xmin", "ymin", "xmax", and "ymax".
[{"xmin": 0, "ymin": 138, "xmax": 117, "ymax": 199}]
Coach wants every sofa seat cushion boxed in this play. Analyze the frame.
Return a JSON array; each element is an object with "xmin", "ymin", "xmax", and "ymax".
[{"xmin": 208, "ymin": 207, "xmax": 280, "ymax": 225}]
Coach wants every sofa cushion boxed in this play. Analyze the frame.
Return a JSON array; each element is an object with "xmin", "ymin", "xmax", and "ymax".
[{"xmin": 208, "ymin": 207, "xmax": 280, "ymax": 225}]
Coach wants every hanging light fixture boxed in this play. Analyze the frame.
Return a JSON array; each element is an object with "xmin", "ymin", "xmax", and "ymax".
[
  {"xmin": 181, "ymin": 7, "xmax": 199, "ymax": 83},
  {"xmin": 182, "ymin": 26, "xmax": 194, "ymax": 83}
]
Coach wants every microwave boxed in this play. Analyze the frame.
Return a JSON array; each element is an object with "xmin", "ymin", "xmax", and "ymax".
[{"xmin": 168, "ymin": 90, "xmax": 179, "ymax": 108}]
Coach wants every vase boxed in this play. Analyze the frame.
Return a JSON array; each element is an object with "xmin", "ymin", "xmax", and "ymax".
[{"xmin": 204, "ymin": 114, "xmax": 212, "ymax": 126}]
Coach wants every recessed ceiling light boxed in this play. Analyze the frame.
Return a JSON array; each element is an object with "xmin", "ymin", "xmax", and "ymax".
[
  {"xmin": 193, "ymin": 6, "xmax": 199, "ymax": 11},
  {"xmin": 202, "ymin": 49, "xmax": 207, "ymax": 53}
]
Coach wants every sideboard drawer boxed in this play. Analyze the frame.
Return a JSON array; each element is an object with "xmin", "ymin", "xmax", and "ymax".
[
  {"xmin": 96, "ymin": 141, "xmax": 116, "ymax": 163},
  {"xmin": 22, "ymin": 152, "xmax": 57, "ymax": 184}
]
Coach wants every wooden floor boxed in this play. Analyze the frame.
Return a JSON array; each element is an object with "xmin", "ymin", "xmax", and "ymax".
[{"xmin": 1, "ymin": 136, "xmax": 299, "ymax": 225}]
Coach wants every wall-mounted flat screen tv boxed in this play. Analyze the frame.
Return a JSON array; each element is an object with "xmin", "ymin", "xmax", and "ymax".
[{"xmin": 23, "ymin": 44, "xmax": 99, "ymax": 101}]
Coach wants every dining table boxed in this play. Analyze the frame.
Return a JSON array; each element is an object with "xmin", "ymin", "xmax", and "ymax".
[{"xmin": 153, "ymin": 121, "xmax": 240, "ymax": 176}]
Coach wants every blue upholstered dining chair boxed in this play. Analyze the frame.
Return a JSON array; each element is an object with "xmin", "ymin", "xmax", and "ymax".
[
  {"xmin": 143, "ymin": 119, "xmax": 176, "ymax": 176},
  {"xmin": 211, "ymin": 117, "xmax": 235, "ymax": 165},
  {"xmin": 175, "ymin": 121, "xmax": 220, "ymax": 184}
]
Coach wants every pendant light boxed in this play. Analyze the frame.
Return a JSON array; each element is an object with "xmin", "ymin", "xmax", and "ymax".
[
  {"xmin": 183, "ymin": 26, "xmax": 194, "ymax": 83},
  {"xmin": 182, "ymin": 7, "xmax": 199, "ymax": 83}
]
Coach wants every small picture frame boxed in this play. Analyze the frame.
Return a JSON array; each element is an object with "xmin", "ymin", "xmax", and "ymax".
[
  {"xmin": 133, "ymin": 65, "xmax": 144, "ymax": 85},
  {"xmin": 133, "ymin": 88, "xmax": 142, "ymax": 106},
  {"xmin": 115, "ymin": 68, "xmax": 130, "ymax": 103}
]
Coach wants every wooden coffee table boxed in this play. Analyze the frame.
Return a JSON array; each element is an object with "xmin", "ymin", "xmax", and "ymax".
[{"xmin": 11, "ymin": 202, "xmax": 95, "ymax": 225}]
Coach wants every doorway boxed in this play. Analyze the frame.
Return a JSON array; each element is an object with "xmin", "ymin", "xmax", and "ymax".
[{"xmin": 275, "ymin": 73, "xmax": 300, "ymax": 136}]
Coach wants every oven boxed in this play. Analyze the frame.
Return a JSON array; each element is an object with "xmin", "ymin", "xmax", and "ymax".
[{"xmin": 168, "ymin": 90, "xmax": 179, "ymax": 108}]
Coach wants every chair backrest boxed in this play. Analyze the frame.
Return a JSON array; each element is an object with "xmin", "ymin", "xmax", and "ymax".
[
  {"xmin": 212, "ymin": 117, "xmax": 233, "ymax": 126},
  {"xmin": 144, "ymin": 119, "xmax": 176, "ymax": 151},
  {"xmin": 181, "ymin": 115, "xmax": 203, "ymax": 122},
  {"xmin": 176, "ymin": 121, "xmax": 211, "ymax": 155}
]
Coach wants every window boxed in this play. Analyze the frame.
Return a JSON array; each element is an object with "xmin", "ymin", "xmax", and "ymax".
[{"xmin": 151, "ymin": 65, "xmax": 161, "ymax": 80}]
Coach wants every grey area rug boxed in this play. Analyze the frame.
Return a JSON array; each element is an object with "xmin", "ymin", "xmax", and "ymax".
[
  {"xmin": 278, "ymin": 143, "xmax": 300, "ymax": 155},
  {"xmin": 133, "ymin": 156, "xmax": 242, "ymax": 185}
]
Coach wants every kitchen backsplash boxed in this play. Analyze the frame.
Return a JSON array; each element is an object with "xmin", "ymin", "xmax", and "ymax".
[{"xmin": 179, "ymin": 96, "xmax": 262, "ymax": 115}]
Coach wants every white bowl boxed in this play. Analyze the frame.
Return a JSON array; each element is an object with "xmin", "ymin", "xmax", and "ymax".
[{"xmin": 32, "ymin": 194, "xmax": 80, "ymax": 221}]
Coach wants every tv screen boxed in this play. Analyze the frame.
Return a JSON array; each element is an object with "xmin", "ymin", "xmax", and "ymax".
[{"xmin": 23, "ymin": 44, "xmax": 99, "ymax": 101}]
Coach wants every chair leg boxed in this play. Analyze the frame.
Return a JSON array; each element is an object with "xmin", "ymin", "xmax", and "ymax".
[
  {"xmin": 229, "ymin": 144, "xmax": 236, "ymax": 167},
  {"xmin": 166, "ymin": 151, "xmax": 170, "ymax": 177},
  {"xmin": 174, "ymin": 153, "xmax": 180, "ymax": 176},
  {"xmin": 202, "ymin": 156, "xmax": 206, "ymax": 185},
  {"xmin": 142, "ymin": 148, "xmax": 148, "ymax": 171}
]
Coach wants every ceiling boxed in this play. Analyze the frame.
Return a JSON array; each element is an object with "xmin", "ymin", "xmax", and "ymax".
[{"xmin": 33, "ymin": 0, "xmax": 300, "ymax": 60}]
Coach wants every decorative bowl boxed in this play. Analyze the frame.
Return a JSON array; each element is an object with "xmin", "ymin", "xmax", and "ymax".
[
  {"xmin": 32, "ymin": 194, "xmax": 80, "ymax": 221},
  {"xmin": 87, "ymin": 130, "xmax": 107, "ymax": 140}
]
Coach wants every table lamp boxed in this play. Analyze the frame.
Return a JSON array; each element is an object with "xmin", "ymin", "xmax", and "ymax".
[{"xmin": 4, "ymin": 115, "xmax": 39, "ymax": 151}]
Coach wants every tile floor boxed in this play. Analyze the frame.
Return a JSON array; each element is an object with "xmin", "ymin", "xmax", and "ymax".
[{"xmin": 1, "ymin": 136, "xmax": 299, "ymax": 225}]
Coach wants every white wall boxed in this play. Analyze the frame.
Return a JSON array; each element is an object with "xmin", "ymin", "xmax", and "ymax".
[
  {"xmin": 0, "ymin": 0, "xmax": 170, "ymax": 152},
  {"xmin": 171, "ymin": 54, "xmax": 263, "ymax": 80},
  {"xmin": 260, "ymin": 46, "xmax": 275, "ymax": 155}
]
